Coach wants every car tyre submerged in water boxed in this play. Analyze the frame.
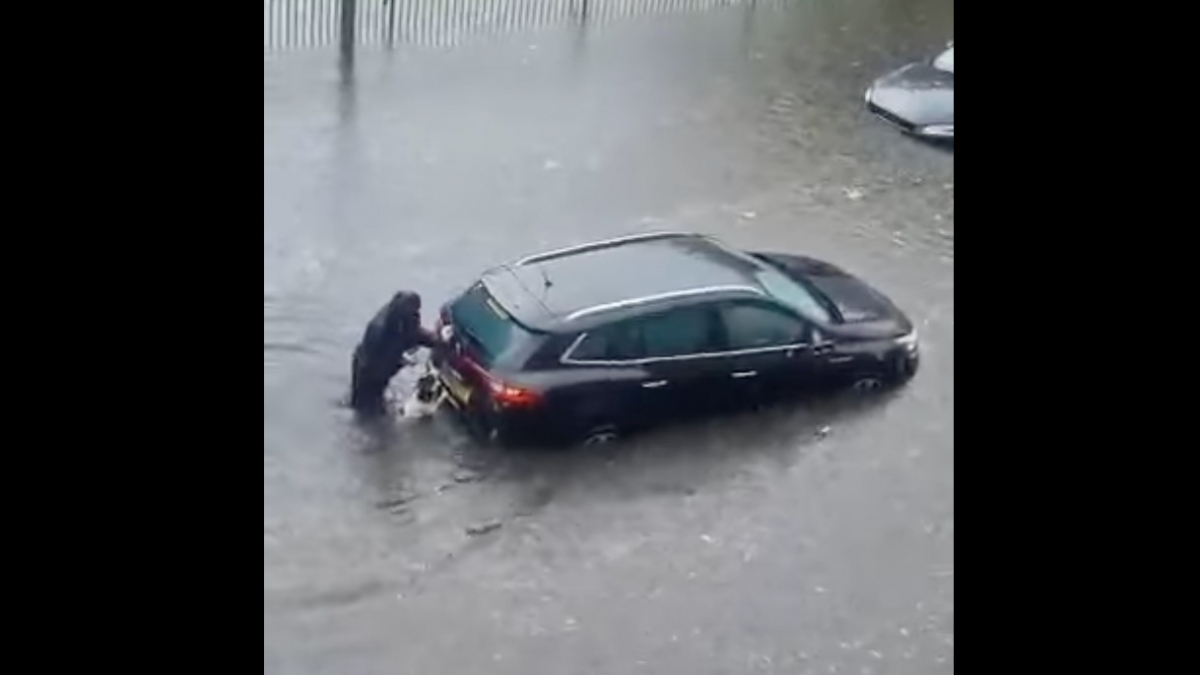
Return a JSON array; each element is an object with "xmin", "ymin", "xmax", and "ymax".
[
  {"xmin": 850, "ymin": 374, "xmax": 886, "ymax": 394},
  {"xmin": 579, "ymin": 424, "xmax": 621, "ymax": 447},
  {"xmin": 462, "ymin": 396, "xmax": 500, "ymax": 444}
]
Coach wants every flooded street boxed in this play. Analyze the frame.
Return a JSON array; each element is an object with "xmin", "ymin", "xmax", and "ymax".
[{"xmin": 264, "ymin": 0, "xmax": 953, "ymax": 673}]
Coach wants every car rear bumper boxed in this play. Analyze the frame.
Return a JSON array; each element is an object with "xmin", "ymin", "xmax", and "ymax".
[
  {"xmin": 443, "ymin": 401, "xmax": 560, "ymax": 445},
  {"xmin": 435, "ymin": 366, "xmax": 563, "ymax": 445}
]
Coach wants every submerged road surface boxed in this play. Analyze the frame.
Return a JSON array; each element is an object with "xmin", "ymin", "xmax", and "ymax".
[{"xmin": 265, "ymin": 0, "xmax": 953, "ymax": 672}]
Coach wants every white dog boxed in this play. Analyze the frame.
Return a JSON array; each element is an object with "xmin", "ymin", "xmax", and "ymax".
[{"xmin": 399, "ymin": 364, "xmax": 445, "ymax": 419}]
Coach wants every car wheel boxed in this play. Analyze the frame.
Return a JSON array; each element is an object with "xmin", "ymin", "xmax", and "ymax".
[
  {"xmin": 464, "ymin": 399, "xmax": 500, "ymax": 444},
  {"xmin": 850, "ymin": 374, "xmax": 886, "ymax": 394},
  {"xmin": 579, "ymin": 424, "xmax": 621, "ymax": 447}
]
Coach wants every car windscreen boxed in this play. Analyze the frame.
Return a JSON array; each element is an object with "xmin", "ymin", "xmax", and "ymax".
[
  {"xmin": 754, "ymin": 267, "xmax": 833, "ymax": 324},
  {"xmin": 449, "ymin": 283, "xmax": 532, "ymax": 367},
  {"xmin": 933, "ymin": 46, "xmax": 954, "ymax": 73}
]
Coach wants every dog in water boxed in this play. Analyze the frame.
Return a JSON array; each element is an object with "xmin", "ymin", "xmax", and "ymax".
[{"xmin": 400, "ymin": 370, "xmax": 445, "ymax": 419}]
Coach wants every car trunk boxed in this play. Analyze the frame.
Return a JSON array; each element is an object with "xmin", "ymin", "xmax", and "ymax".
[{"xmin": 437, "ymin": 283, "xmax": 543, "ymax": 412}]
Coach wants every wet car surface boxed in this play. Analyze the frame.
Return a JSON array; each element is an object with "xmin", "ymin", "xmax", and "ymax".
[
  {"xmin": 265, "ymin": 1, "xmax": 953, "ymax": 673},
  {"xmin": 866, "ymin": 43, "xmax": 954, "ymax": 138},
  {"xmin": 433, "ymin": 232, "xmax": 920, "ymax": 446}
]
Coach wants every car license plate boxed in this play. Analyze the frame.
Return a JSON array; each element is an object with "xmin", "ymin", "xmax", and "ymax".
[{"xmin": 438, "ymin": 366, "xmax": 473, "ymax": 406}]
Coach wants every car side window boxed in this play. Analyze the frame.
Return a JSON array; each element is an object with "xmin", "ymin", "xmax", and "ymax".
[
  {"xmin": 720, "ymin": 302, "xmax": 807, "ymax": 350},
  {"xmin": 568, "ymin": 321, "xmax": 643, "ymax": 361},
  {"xmin": 568, "ymin": 306, "xmax": 718, "ymax": 361},
  {"xmin": 567, "ymin": 332, "xmax": 607, "ymax": 361},
  {"xmin": 638, "ymin": 306, "xmax": 718, "ymax": 358}
]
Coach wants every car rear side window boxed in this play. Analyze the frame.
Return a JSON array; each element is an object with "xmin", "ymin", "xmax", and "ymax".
[
  {"xmin": 721, "ymin": 302, "xmax": 807, "ymax": 350},
  {"xmin": 568, "ymin": 306, "xmax": 718, "ymax": 361},
  {"xmin": 567, "ymin": 322, "xmax": 642, "ymax": 361}
]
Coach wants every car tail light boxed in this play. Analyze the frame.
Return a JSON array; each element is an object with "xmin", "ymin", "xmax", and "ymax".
[
  {"xmin": 459, "ymin": 354, "xmax": 543, "ymax": 409},
  {"xmin": 487, "ymin": 379, "xmax": 543, "ymax": 408}
]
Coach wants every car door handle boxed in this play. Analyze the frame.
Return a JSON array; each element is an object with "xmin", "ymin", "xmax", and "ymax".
[
  {"xmin": 641, "ymin": 380, "xmax": 669, "ymax": 389},
  {"xmin": 827, "ymin": 356, "xmax": 853, "ymax": 364},
  {"xmin": 812, "ymin": 343, "xmax": 834, "ymax": 355},
  {"xmin": 731, "ymin": 370, "xmax": 758, "ymax": 379}
]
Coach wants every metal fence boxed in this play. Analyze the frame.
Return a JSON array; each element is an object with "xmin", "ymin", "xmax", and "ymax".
[{"xmin": 265, "ymin": 0, "xmax": 759, "ymax": 51}]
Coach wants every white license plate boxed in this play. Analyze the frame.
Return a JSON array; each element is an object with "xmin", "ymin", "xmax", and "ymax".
[{"xmin": 438, "ymin": 366, "xmax": 474, "ymax": 406}]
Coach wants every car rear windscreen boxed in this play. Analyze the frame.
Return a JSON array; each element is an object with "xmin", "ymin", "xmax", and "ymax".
[{"xmin": 450, "ymin": 283, "xmax": 532, "ymax": 367}]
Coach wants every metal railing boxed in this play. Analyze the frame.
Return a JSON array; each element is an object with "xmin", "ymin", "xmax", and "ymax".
[{"xmin": 265, "ymin": 0, "xmax": 756, "ymax": 51}]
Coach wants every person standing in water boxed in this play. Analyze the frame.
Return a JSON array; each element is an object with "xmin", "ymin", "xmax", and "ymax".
[{"xmin": 349, "ymin": 291, "xmax": 440, "ymax": 417}]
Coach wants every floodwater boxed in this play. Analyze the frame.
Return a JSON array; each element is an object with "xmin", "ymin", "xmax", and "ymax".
[{"xmin": 264, "ymin": 0, "xmax": 953, "ymax": 673}]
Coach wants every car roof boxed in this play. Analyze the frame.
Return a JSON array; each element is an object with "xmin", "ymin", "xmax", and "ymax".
[{"xmin": 480, "ymin": 233, "xmax": 771, "ymax": 332}]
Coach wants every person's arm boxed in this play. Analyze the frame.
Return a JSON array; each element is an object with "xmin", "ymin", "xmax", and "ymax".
[{"xmin": 416, "ymin": 327, "xmax": 440, "ymax": 349}]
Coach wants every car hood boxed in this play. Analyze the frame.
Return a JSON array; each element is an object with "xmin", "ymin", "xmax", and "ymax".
[
  {"xmin": 752, "ymin": 253, "xmax": 912, "ymax": 338},
  {"xmin": 869, "ymin": 62, "xmax": 954, "ymax": 127}
]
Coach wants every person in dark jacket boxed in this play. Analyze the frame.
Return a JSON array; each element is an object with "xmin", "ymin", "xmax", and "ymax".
[{"xmin": 350, "ymin": 291, "xmax": 440, "ymax": 416}]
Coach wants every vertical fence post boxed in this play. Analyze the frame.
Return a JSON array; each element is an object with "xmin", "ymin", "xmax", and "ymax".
[
  {"xmin": 385, "ymin": 0, "xmax": 397, "ymax": 48},
  {"xmin": 340, "ymin": 0, "xmax": 357, "ymax": 73}
]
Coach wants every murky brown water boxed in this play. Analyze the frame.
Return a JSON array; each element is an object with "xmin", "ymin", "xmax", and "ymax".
[{"xmin": 265, "ymin": 1, "xmax": 952, "ymax": 673}]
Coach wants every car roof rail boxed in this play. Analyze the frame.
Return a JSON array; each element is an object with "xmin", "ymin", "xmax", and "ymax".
[
  {"xmin": 564, "ymin": 285, "xmax": 765, "ymax": 321},
  {"xmin": 514, "ymin": 231, "xmax": 697, "ymax": 267}
]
